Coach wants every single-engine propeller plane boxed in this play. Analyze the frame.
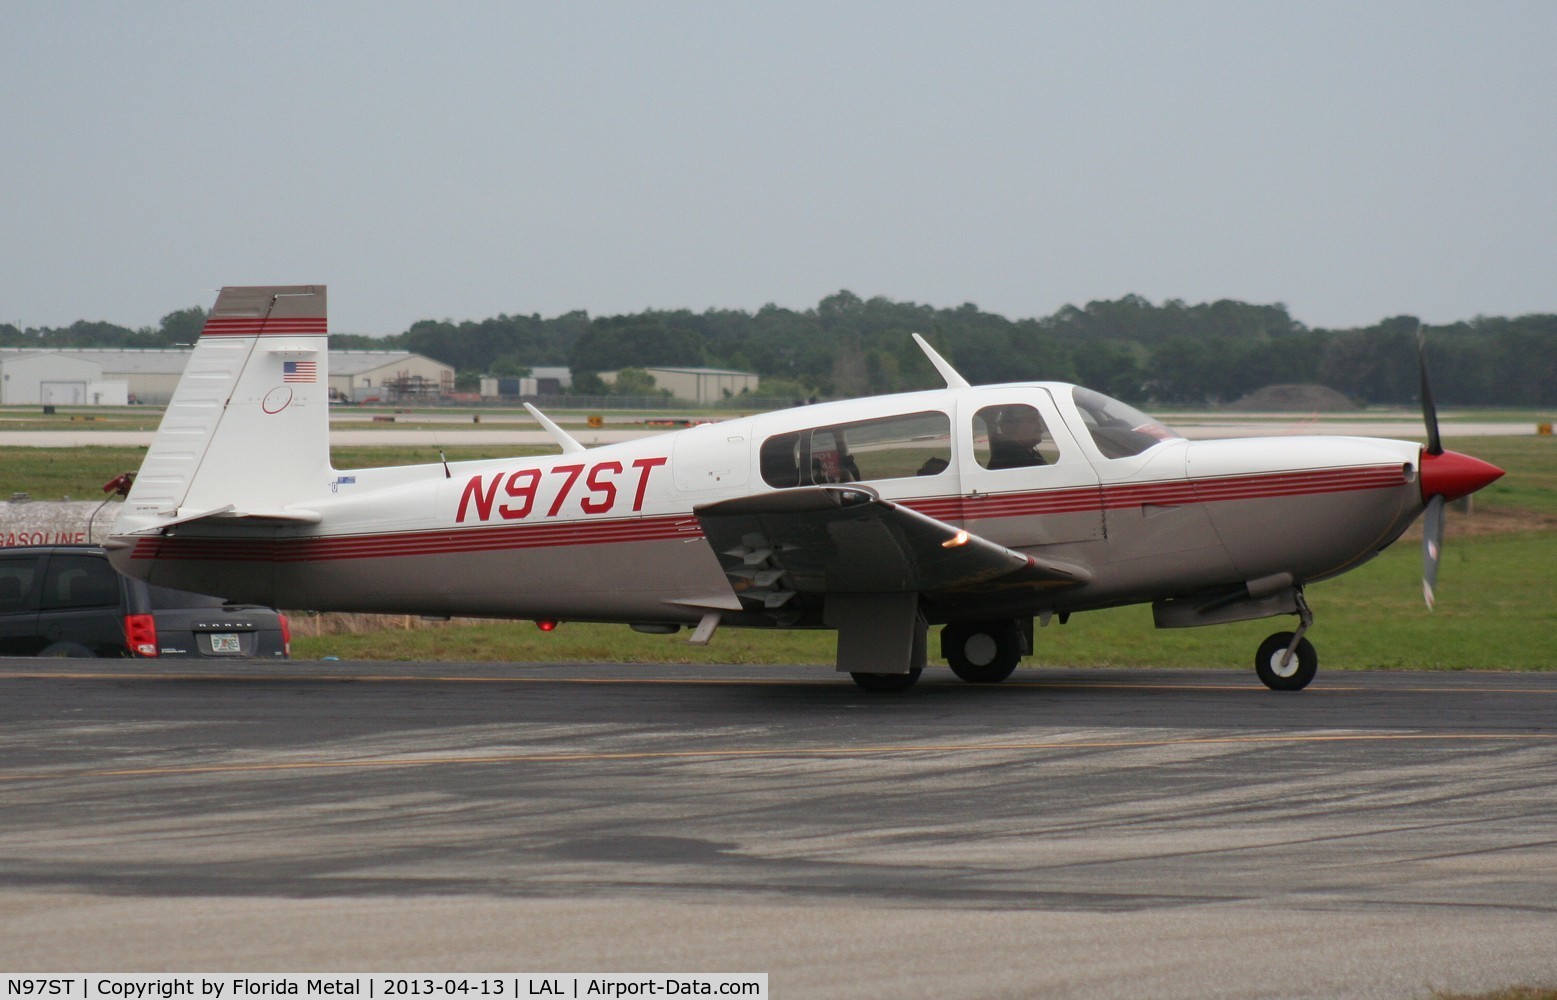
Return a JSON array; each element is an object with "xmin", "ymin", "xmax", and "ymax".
[{"xmin": 107, "ymin": 285, "xmax": 1504, "ymax": 692}]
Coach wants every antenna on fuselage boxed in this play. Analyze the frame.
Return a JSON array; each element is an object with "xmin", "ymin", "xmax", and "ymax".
[
  {"xmin": 912, "ymin": 333, "xmax": 970, "ymax": 390},
  {"xmin": 524, "ymin": 402, "xmax": 587, "ymax": 454}
]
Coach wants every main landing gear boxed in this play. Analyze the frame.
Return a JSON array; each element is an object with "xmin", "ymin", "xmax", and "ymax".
[
  {"xmin": 940, "ymin": 620, "xmax": 1025, "ymax": 684},
  {"xmin": 1255, "ymin": 591, "xmax": 1318, "ymax": 691},
  {"xmin": 845, "ymin": 616, "xmax": 1028, "ymax": 692}
]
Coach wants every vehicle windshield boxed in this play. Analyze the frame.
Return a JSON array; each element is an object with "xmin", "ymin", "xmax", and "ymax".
[{"xmin": 1071, "ymin": 387, "xmax": 1182, "ymax": 459}]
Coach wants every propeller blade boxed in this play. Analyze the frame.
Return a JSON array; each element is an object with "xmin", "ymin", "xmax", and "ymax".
[
  {"xmin": 1418, "ymin": 325, "xmax": 1443, "ymax": 457},
  {"xmin": 1422, "ymin": 493, "xmax": 1445, "ymax": 610}
]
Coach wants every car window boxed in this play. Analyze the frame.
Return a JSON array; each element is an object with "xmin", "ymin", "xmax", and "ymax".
[
  {"xmin": 0, "ymin": 556, "xmax": 41, "ymax": 613},
  {"xmin": 41, "ymin": 554, "xmax": 122, "ymax": 610},
  {"xmin": 147, "ymin": 583, "xmax": 226, "ymax": 611}
]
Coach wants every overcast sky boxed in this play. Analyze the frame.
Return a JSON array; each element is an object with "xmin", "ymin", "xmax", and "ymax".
[{"xmin": 4, "ymin": 2, "xmax": 1554, "ymax": 336}]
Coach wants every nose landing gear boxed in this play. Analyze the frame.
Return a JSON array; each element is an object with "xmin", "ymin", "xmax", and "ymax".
[{"xmin": 1256, "ymin": 590, "xmax": 1317, "ymax": 690}]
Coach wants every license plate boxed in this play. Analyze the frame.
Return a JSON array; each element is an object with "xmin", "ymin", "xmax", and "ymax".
[{"xmin": 209, "ymin": 634, "xmax": 242, "ymax": 653}]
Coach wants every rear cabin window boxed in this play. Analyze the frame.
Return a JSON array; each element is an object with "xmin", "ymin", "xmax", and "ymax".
[{"xmin": 760, "ymin": 411, "xmax": 952, "ymax": 488}]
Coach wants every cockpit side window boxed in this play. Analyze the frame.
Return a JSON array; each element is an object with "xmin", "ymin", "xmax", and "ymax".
[
  {"xmin": 1071, "ymin": 387, "xmax": 1182, "ymax": 459},
  {"xmin": 759, "ymin": 411, "xmax": 951, "ymax": 488},
  {"xmin": 973, "ymin": 404, "xmax": 1061, "ymax": 470}
]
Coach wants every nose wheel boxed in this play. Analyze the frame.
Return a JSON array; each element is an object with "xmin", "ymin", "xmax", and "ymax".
[
  {"xmin": 1255, "ymin": 591, "xmax": 1317, "ymax": 691},
  {"xmin": 1256, "ymin": 632, "xmax": 1317, "ymax": 690}
]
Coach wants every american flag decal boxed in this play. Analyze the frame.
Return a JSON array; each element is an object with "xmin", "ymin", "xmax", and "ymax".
[{"xmin": 283, "ymin": 360, "xmax": 317, "ymax": 383}]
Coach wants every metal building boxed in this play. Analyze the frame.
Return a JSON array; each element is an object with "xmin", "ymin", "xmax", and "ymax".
[
  {"xmin": 0, "ymin": 348, "xmax": 452, "ymax": 405},
  {"xmin": 599, "ymin": 366, "xmax": 758, "ymax": 405},
  {"xmin": 0, "ymin": 352, "xmax": 128, "ymax": 405}
]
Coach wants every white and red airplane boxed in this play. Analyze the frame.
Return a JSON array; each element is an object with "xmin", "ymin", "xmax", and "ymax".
[{"xmin": 107, "ymin": 285, "xmax": 1504, "ymax": 691}]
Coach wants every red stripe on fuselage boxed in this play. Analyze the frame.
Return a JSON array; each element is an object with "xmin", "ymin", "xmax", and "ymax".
[
  {"xmin": 130, "ymin": 513, "xmax": 701, "ymax": 563},
  {"xmin": 1174, "ymin": 464, "xmax": 1406, "ymax": 505},
  {"xmin": 128, "ymin": 464, "xmax": 1408, "ymax": 564},
  {"xmin": 907, "ymin": 464, "xmax": 1405, "ymax": 521}
]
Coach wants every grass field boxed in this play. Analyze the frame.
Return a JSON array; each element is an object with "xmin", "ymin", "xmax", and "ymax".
[
  {"xmin": 4, "ymin": 434, "xmax": 1553, "ymax": 672},
  {"xmin": 1, "ymin": 444, "xmax": 551, "ymax": 498}
]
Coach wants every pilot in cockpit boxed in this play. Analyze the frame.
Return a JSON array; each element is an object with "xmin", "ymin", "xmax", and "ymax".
[{"xmin": 985, "ymin": 406, "xmax": 1048, "ymax": 470}]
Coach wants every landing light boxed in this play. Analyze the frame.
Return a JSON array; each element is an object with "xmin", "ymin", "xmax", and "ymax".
[{"xmin": 942, "ymin": 530, "xmax": 969, "ymax": 549}]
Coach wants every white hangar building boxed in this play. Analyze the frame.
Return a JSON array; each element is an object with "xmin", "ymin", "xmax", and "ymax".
[
  {"xmin": 0, "ymin": 348, "xmax": 453, "ymax": 405},
  {"xmin": 599, "ymin": 366, "xmax": 759, "ymax": 405},
  {"xmin": 0, "ymin": 352, "xmax": 130, "ymax": 405}
]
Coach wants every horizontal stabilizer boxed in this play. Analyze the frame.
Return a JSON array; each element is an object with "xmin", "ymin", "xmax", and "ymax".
[
  {"xmin": 695, "ymin": 486, "xmax": 1090, "ymax": 598},
  {"xmin": 125, "ymin": 505, "xmax": 323, "ymax": 535}
]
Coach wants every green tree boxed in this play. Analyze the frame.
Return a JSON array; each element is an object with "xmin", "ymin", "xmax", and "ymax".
[
  {"xmin": 611, "ymin": 368, "xmax": 668, "ymax": 397},
  {"xmin": 157, "ymin": 307, "xmax": 207, "ymax": 345}
]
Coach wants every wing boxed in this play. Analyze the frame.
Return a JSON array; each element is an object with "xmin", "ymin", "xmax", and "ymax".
[{"xmin": 694, "ymin": 486, "xmax": 1089, "ymax": 615}]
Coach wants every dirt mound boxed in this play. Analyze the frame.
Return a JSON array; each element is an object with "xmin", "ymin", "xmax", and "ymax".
[{"xmin": 1231, "ymin": 384, "xmax": 1357, "ymax": 412}]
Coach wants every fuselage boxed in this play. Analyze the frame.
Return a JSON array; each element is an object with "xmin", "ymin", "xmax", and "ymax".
[{"xmin": 109, "ymin": 382, "xmax": 1434, "ymax": 628}]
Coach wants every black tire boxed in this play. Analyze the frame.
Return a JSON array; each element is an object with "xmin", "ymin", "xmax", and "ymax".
[
  {"xmin": 942, "ymin": 620, "xmax": 1023, "ymax": 683},
  {"xmin": 1255, "ymin": 632, "xmax": 1317, "ymax": 691},
  {"xmin": 849, "ymin": 669, "xmax": 922, "ymax": 693},
  {"xmin": 38, "ymin": 642, "xmax": 97, "ymax": 658}
]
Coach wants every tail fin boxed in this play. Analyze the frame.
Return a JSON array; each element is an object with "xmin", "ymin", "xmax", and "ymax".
[{"xmin": 117, "ymin": 285, "xmax": 332, "ymax": 531}]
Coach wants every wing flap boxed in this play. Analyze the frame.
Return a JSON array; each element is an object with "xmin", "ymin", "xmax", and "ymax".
[{"xmin": 694, "ymin": 486, "xmax": 1089, "ymax": 602}]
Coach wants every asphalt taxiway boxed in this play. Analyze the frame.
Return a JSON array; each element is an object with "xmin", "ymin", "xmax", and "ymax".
[{"xmin": 2, "ymin": 660, "xmax": 1555, "ymax": 998}]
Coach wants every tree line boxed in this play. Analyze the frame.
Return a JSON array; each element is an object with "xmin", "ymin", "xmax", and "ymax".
[{"xmin": 5, "ymin": 292, "xmax": 1553, "ymax": 407}]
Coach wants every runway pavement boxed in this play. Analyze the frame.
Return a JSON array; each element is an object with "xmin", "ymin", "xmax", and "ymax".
[{"xmin": 2, "ymin": 660, "xmax": 1555, "ymax": 997}]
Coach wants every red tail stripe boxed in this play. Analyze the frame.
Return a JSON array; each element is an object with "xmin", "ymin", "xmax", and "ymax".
[{"xmin": 201, "ymin": 317, "xmax": 328, "ymax": 337}]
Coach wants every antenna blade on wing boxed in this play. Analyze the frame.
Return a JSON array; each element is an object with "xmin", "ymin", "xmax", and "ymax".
[
  {"xmin": 911, "ymin": 333, "xmax": 970, "ymax": 390},
  {"xmin": 524, "ymin": 402, "xmax": 586, "ymax": 454}
]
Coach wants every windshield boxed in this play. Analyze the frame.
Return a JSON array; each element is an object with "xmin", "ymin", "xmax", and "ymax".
[{"xmin": 1071, "ymin": 387, "xmax": 1182, "ymax": 459}]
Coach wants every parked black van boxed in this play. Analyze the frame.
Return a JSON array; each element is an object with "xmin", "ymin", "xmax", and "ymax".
[{"xmin": 0, "ymin": 545, "xmax": 289, "ymax": 658}]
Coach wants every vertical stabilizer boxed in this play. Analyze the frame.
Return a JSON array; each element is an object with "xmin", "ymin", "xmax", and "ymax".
[{"xmin": 118, "ymin": 285, "xmax": 332, "ymax": 527}]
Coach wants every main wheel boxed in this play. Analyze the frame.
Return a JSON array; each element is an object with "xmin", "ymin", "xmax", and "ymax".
[
  {"xmin": 941, "ymin": 620, "xmax": 1023, "ymax": 683},
  {"xmin": 850, "ymin": 669, "xmax": 922, "ymax": 693},
  {"xmin": 1255, "ymin": 632, "xmax": 1317, "ymax": 691}
]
